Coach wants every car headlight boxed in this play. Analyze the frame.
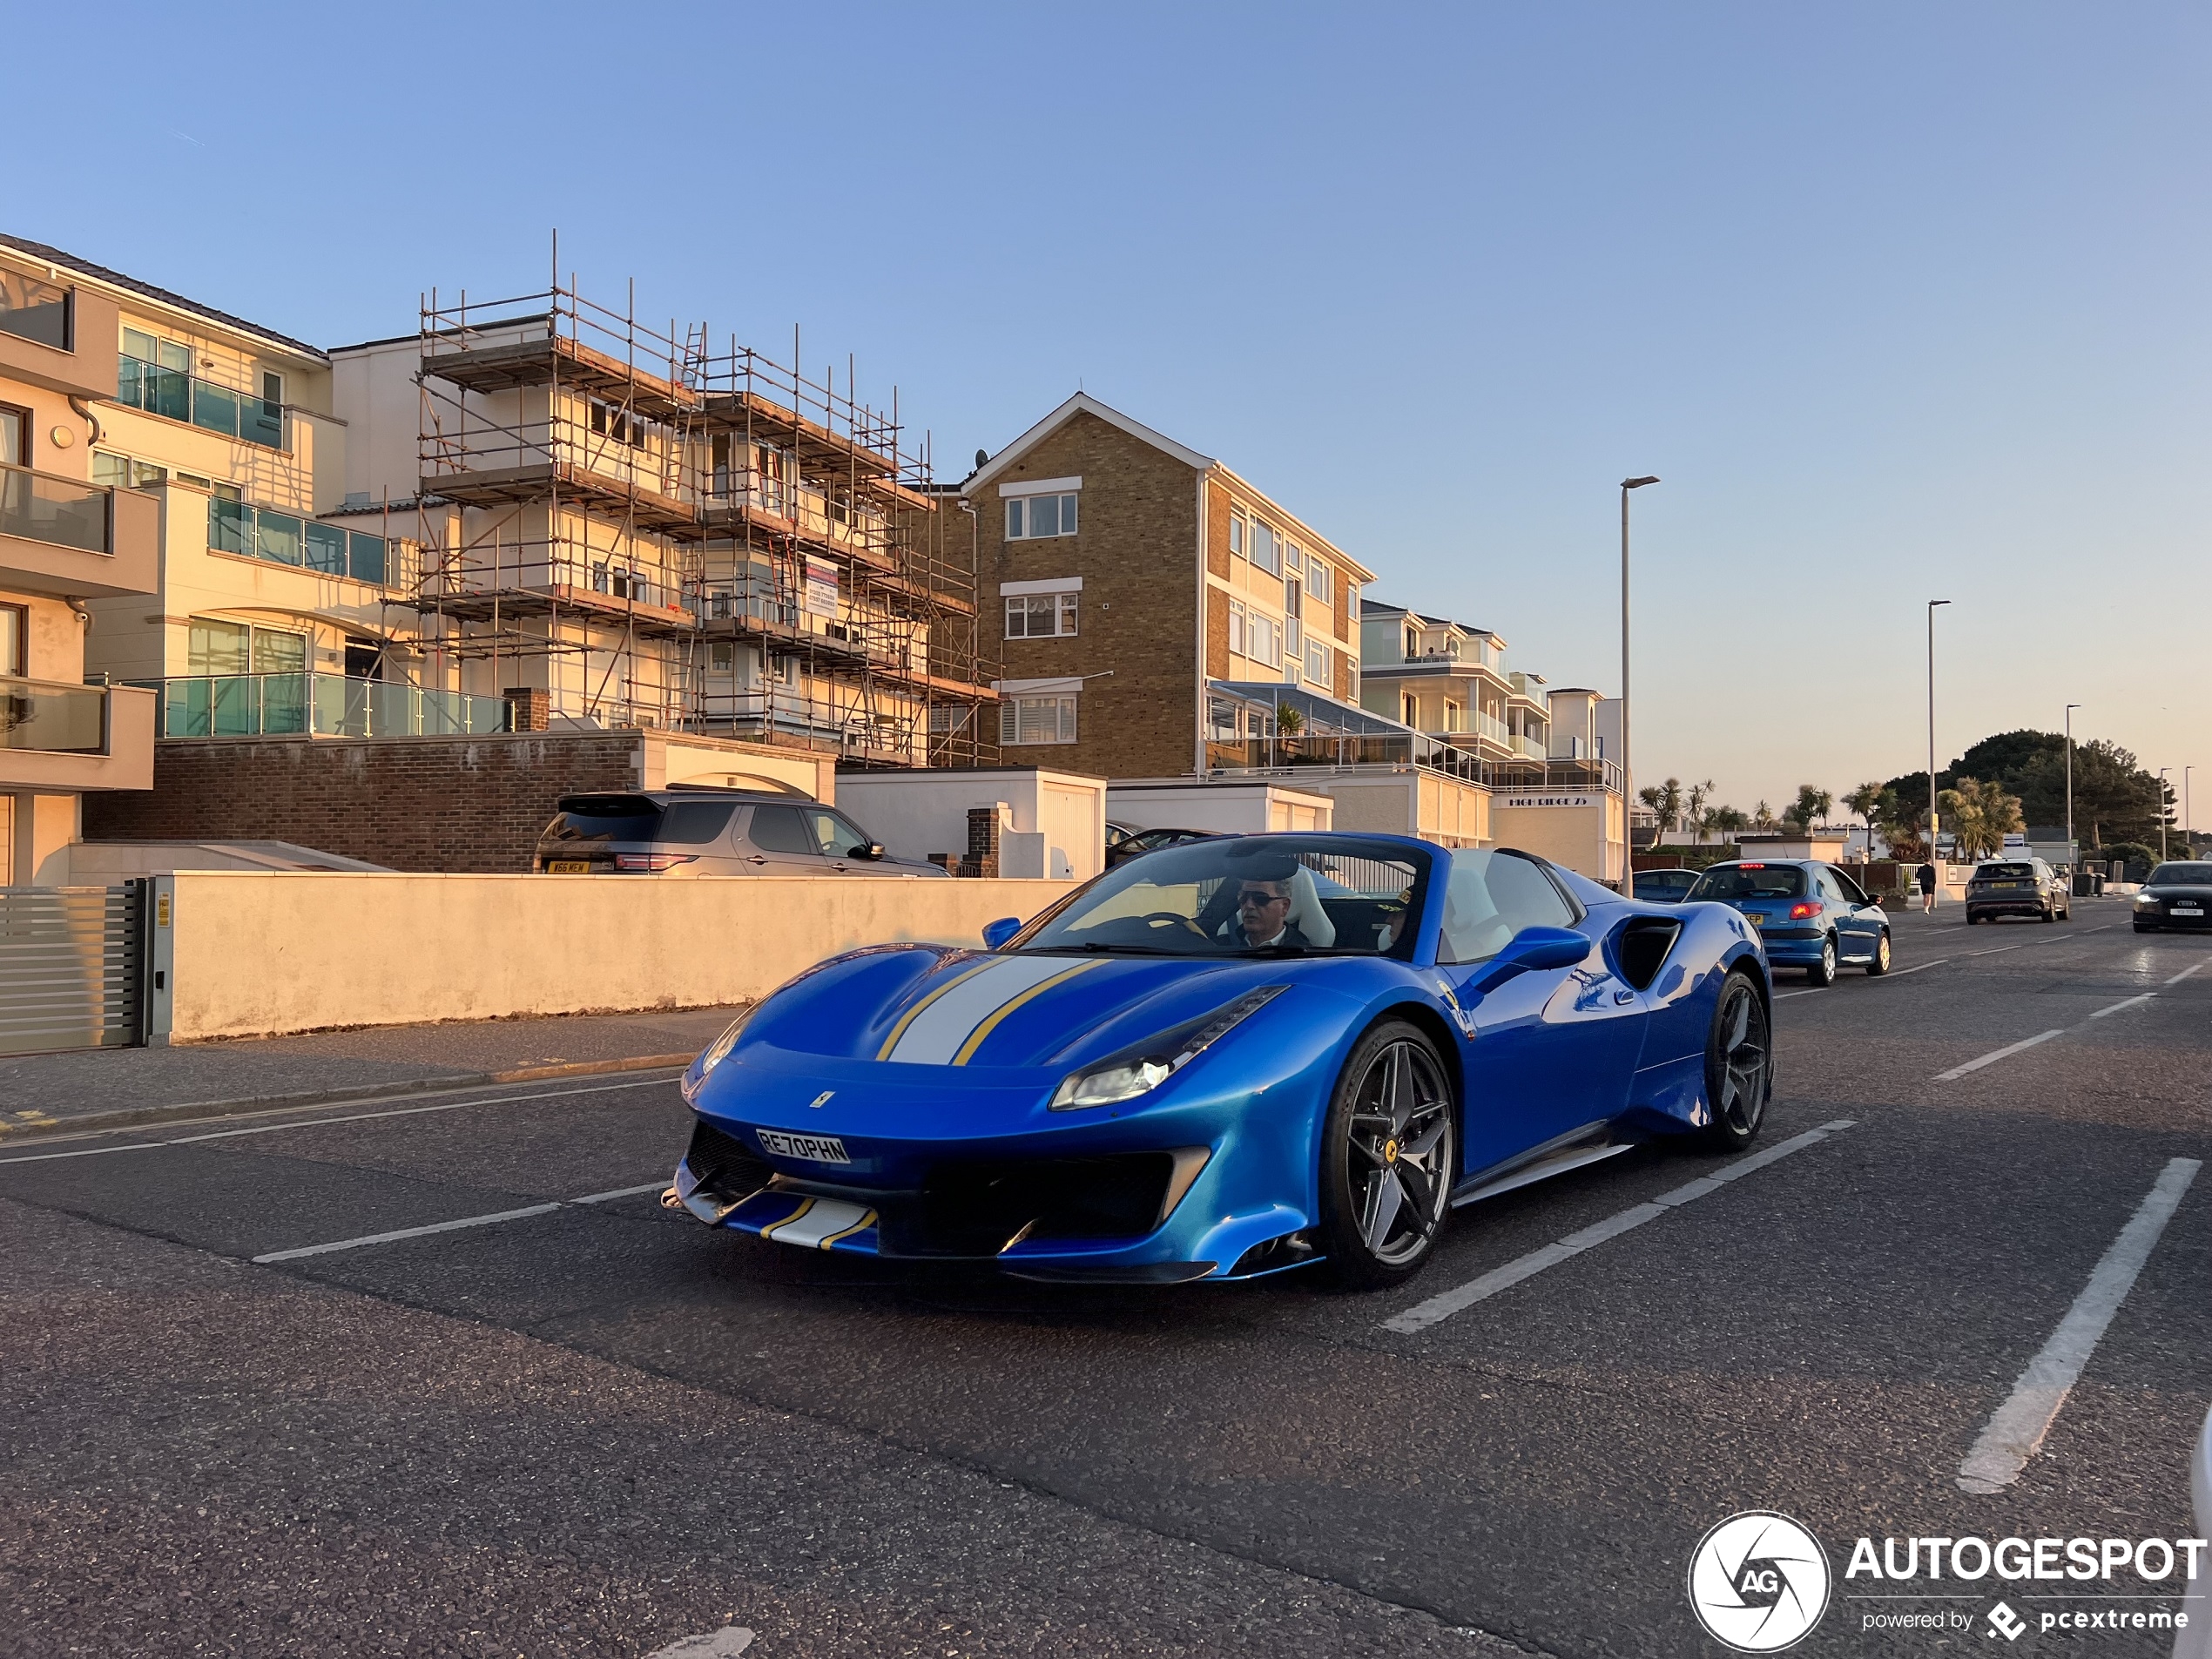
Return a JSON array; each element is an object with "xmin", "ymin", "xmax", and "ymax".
[
  {"xmin": 2134, "ymin": 893, "xmax": 2160, "ymax": 906},
  {"xmin": 1049, "ymin": 985, "xmax": 1287, "ymax": 1111},
  {"xmin": 696, "ymin": 1007, "xmax": 756, "ymax": 1079}
]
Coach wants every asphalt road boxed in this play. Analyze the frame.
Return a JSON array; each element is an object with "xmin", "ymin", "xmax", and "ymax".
[{"xmin": 2, "ymin": 900, "xmax": 2205, "ymax": 1658}]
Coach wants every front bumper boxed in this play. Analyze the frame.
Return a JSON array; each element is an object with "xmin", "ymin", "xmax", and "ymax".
[{"xmin": 2134, "ymin": 907, "xmax": 2211, "ymax": 930}]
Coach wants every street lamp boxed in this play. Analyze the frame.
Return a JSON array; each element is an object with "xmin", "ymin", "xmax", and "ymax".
[
  {"xmin": 2186, "ymin": 765, "xmax": 2195, "ymax": 857},
  {"xmin": 2064, "ymin": 704, "xmax": 2081, "ymax": 860},
  {"xmin": 1927, "ymin": 599, "xmax": 1951, "ymax": 863},
  {"xmin": 1620, "ymin": 475, "xmax": 1659, "ymax": 880},
  {"xmin": 2157, "ymin": 768, "xmax": 2170, "ymax": 862}
]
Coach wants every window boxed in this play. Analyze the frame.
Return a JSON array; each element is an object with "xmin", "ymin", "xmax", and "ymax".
[
  {"xmin": 92, "ymin": 451, "xmax": 167, "ymax": 490},
  {"xmin": 1403, "ymin": 693, "xmax": 1417, "ymax": 725},
  {"xmin": 1006, "ymin": 492, "xmax": 1078, "ymax": 539},
  {"xmin": 1230, "ymin": 512, "xmax": 1245, "ymax": 559},
  {"xmin": 1228, "ymin": 598, "xmax": 1245, "ymax": 657},
  {"xmin": 0, "ymin": 603, "xmax": 24, "ymax": 675},
  {"xmin": 806, "ymin": 808, "xmax": 874, "ymax": 858},
  {"xmin": 588, "ymin": 399, "xmax": 647, "ymax": 447},
  {"xmin": 188, "ymin": 618, "xmax": 306, "ymax": 676},
  {"xmin": 1440, "ymin": 850, "xmax": 1579, "ymax": 965},
  {"xmin": 745, "ymin": 804, "xmax": 819, "ymax": 855},
  {"xmin": 1005, "ymin": 590, "xmax": 1078, "ymax": 637},
  {"xmin": 1307, "ymin": 562, "xmax": 1332, "ymax": 607},
  {"xmin": 658, "ymin": 801, "xmax": 737, "ymax": 845},
  {"xmin": 1245, "ymin": 611, "xmax": 1280, "ymax": 668},
  {"xmin": 1000, "ymin": 694, "xmax": 1078, "ymax": 745},
  {"xmin": 1405, "ymin": 625, "xmax": 1420, "ymax": 659},
  {"xmin": 1249, "ymin": 518, "xmax": 1280, "ymax": 575},
  {"xmin": 0, "ymin": 403, "xmax": 24, "ymax": 466},
  {"xmin": 1306, "ymin": 638, "xmax": 1330, "ymax": 685},
  {"xmin": 709, "ymin": 642, "xmax": 735, "ymax": 672},
  {"xmin": 1285, "ymin": 543, "xmax": 1303, "ymax": 577}
]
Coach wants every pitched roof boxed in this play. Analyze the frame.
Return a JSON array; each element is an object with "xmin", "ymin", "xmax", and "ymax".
[
  {"xmin": 0, "ymin": 233, "xmax": 329, "ymax": 362},
  {"xmin": 966, "ymin": 392, "xmax": 1213, "ymax": 490}
]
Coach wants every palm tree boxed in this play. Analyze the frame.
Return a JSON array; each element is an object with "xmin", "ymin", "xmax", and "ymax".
[
  {"xmin": 1685, "ymin": 779, "xmax": 1713, "ymax": 842},
  {"xmin": 1752, "ymin": 799, "xmax": 1776, "ymax": 830},
  {"xmin": 1636, "ymin": 777, "xmax": 1684, "ymax": 837},
  {"xmin": 1938, "ymin": 776, "xmax": 2025, "ymax": 862},
  {"xmin": 1711, "ymin": 806, "xmax": 1749, "ymax": 841},
  {"xmin": 1844, "ymin": 781, "xmax": 1888, "ymax": 857},
  {"xmin": 1781, "ymin": 785, "xmax": 1834, "ymax": 833}
]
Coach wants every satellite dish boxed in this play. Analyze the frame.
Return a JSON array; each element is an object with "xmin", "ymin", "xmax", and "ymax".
[{"xmin": 974, "ymin": 448, "xmax": 988, "ymax": 469}]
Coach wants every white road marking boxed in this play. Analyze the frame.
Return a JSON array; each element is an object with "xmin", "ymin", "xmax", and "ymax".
[
  {"xmin": 251, "ymin": 1181, "xmax": 671, "ymax": 1264},
  {"xmin": 1933, "ymin": 1030, "xmax": 2065, "ymax": 1082},
  {"xmin": 1957, "ymin": 1158, "xmax": 2201, "ymax": 1494},
  {"xmin": 2165, "ymin": 961, "xmax": 2207, "ymax": 987},
  {"xmin": 0, "ymin": 1076, "xmax": 675, "ymax": 1167},
  {"xmin": 2089, "ymin": 993, "xmax": 2156, "ymax": 1019},
  {"xmin": 1382, "ymin": 1120, "xmax": 1855, "ymax": 1334},
  {"xmin": 1882, "ymin": 958, "xmax": 1951, "ymax": 978},
  {"xmin": 646, "ymin": 1629, "xmax": 754, "ymax": 1658}
]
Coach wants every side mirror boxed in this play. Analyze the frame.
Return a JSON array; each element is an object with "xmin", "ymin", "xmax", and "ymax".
[
  {"xmin": 854, "ymin": 842, "xmax": 886, "ymax": 860},
  {"xmin": 981, "ymin": 916, "xmax": 1022, "ymax": 950},
  {"xmin": 1460, "ymin": 925, "xmax": 1589, "ymax": 1001}
]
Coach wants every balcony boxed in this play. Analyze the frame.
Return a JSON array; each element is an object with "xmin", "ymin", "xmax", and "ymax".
[
  {"xmin": 0, "ymin": 273, "xmax": 117, "ymax": 401},
  {"xmin": 115, "ymin": 354, "xmax": 286, "ymax": 450},
  {"xmin": 0, "ymin": 461, "xmax": 159, "ymax": 598},
  {"xmin": 138, "ymin": 672, "xmax": 510, "ymax": 740},
  {"xmin": 208, "ymin": 498, "xmax": 389, "ymax": 585},
  {"xmin": 0, "ymin": 676, "xmax": 155, "ymax": 792}
]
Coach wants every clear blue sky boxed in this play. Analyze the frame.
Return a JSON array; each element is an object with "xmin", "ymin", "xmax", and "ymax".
[{"xmin": 16, "ymin": 3, "xmax": 2207, "ymax": 824}]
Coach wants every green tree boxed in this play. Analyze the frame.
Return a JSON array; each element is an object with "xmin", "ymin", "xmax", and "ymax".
[
  {"xmin": 1637, "ymin": 777, "xmax": 1685, "ymax": 835},
  {"xmin": 1752, "ymin": 799, "xmax": 1776, "ymax": 829},
  {"xmin": 1711, "ymin": 806, "xmax": 1750, "ymax": 840},
  {"xmin": 1275, "ymin": 701, "xmax": 1305, "ymax": 737},
  {"xmin": 1844, "ymin": 781, "xmax": 1892, "ymax": 855},
  {"xmin": 1781, "ymin": 785, "xmax": 1835, "ymax": 833},
  {"xmin": 1938, "ymin": 776, "xmax": 2025, "ymax": 861},
  {"xmin": 1685, "ymin": 779, "xmax": 1714, "ymax": 842}
]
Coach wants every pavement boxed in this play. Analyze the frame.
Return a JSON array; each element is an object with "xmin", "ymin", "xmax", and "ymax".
[
  {"xmin": 0, "ymin": 1003, "xmax": 744, "ymax": 1136},
  {"xmin": 0, "ymin": 895, "xmax": 2204, "ymax": 1656}
]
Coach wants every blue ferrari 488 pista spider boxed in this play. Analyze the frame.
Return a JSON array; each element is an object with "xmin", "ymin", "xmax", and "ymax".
[{"xmin": 671, "ymin": 833, "xmax": 1774, "ymax": 1288}]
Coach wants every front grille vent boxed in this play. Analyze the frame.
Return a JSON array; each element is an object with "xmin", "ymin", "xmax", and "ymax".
[{"xmin": 686, "ymin": 1117, "xmax": 772, "ymax": 1197}]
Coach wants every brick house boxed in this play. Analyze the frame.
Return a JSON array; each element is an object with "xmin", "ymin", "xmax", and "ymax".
[{"xmin": 962, "ymin": 393, "xmax": 1390, "ymax": 783}]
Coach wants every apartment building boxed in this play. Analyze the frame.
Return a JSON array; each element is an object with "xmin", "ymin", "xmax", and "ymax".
[
  {"xmin": 966, "ymin": 392, "xmax": 1388, "ymax": 782},
  {"xmin": 1357, "ymin": 599, "xmax": 1626, "ymax": 879},
  {"xmin": 330, "ymin": 279, "xmax": 992, "ymax": 765},
  {"xmin": 0, "ymin": 240, "xmax": 158, "ymax": 884},
  {"xmin": 0, "ymin": 235, "xmax": 455, "ymax": 762},
  {"xmin": 1357, "ymin": 602, "xmax": 1554, "ymax": 764}
]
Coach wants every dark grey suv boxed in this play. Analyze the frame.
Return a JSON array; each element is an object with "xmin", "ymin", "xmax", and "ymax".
[{"xmin": 533, "ymin": 788, "xmax": 948, "ymax": 878}]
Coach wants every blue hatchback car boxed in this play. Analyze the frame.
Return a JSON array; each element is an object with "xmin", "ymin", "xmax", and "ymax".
[{"xmin": 1685, "ymin": 860, "xmax": 1892, "ymax": 984}]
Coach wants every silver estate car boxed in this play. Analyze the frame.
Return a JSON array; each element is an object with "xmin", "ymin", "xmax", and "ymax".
[{"xmin": 533, "ymin": 788, "xmax": 949, "ymax": 878}]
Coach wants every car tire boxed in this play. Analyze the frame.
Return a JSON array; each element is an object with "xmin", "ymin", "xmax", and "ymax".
[
  {"xmin": 1865, "ymin": 931, "xmax": 1892, "ymax": 975},
  {"xmin": 1701, "ymin": 970, "xmax": 1771, "ymax": 1152},
  {"xmin": 1966, "ymin": 913, "xmax": 1980, "ymax": 925},
  {"xmin": 1319, "ymin": 1021, "xmax": 1455, "ymax": 1291},
  {"xmin": 1804, "ymin": 934, "xmax": 1838, "ymax": 987},
  {"xmin": 2040, "ymin": 901, "xmax": 2056, "ymax": 923}
]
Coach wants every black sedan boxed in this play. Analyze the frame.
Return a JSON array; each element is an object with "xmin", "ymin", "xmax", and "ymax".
[{"xmin": 2133, "ymin": 861, "xmax": 2212, "ymax": 933}]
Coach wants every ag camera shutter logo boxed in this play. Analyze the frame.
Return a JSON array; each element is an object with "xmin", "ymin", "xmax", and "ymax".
[{"xmin": 1688, "ymin": 1512, "xmax": 1833, "ymax": 1651}]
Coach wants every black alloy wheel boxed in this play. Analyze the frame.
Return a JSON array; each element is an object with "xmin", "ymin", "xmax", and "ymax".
[
  {"xmin": 1320, "ymin": 1021, "xmax": 1455, "ymax": 1289},
  {"xmin": 1702, "ymin": 972, "xmax": 1772, "ymax": 1151},
  {"xmin": 1804, "ymin": 934, "xmax": 1838, "ymax": 987},
  {"xmin": 1865, "ymin": 930, "xmax": 1892, "ymax": 975}
]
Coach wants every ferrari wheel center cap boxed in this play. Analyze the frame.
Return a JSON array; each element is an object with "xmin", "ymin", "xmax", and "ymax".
[{"xmin": 1383, "ymin": 1139, "xmax": 1399, "ymax": 1163}]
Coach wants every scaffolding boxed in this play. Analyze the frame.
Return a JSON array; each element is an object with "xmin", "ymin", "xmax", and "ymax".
[{"xmin": 408, "ymin": 262, "xmax": 994, "ymax": 766}]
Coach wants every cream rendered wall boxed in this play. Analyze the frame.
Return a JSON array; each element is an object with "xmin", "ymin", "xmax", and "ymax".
[
  {"xmin": 330, "ymin": 334, "xmax": 427, "ymax": 503},
  {"xmin": 159, "ymin": 872, "xmax": 1079, "ymax": 1040},
  {"xmin": 833, "ymin": 769, "xmax": 1109, "ymax": 878},
  {"xmin": 1105, "ymin": 782, "xmax": 1333, "ymax": 835},
  {"xmin": 1491, "ymin": 796, "xmax": 1625, "ymax": 883}
]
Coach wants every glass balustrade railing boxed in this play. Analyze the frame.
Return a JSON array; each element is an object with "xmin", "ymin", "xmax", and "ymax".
[
  {"xmin": 208, "ymin": 499, "xmax": 388, "ymax": 584},
  {"xmin": 137, "ymin": 672, "xmax": 508, "ymax": 739},
  {"xmin": 0, "ymin": 461, "xmax": 111, "ymax": 554},
  {"xmin": 0, "ymin": 676, "xmax": 107, "ymax": 753},
  {"xmin": 117, "ymin": 354, "xmax": 285, "ymax": 449}
]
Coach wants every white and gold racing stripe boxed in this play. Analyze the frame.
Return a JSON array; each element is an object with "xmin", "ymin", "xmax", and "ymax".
[
  {"xmin": 759, "ymin": 1197, "xmax": 877, "ymax": 1249},
  {"xmin": 880, "ymin": 956, "xmax": 1103, "ymax": 1066}
]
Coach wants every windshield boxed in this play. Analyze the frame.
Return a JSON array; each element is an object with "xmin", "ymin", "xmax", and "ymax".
[
  {"xmin": 1974, "ymin": 862, "xmax": 2036, "ymax": 881},
  {"xmin": 1015, "ymin": 834, "xmax": 1431, "ymax": 957},
  {"xmin": 1634, "ymin": 871, "xmax": 1698, "ymax": 894},
  {"xmin": 2148, "ymin": 862, "xmax": 2212, "ymax": 887},
  {"xmin": 1689, "ymin": 865, "xmax": 1807, "ymax": 901}
]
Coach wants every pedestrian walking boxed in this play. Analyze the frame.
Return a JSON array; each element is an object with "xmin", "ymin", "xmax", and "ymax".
[{"xmin": 1917, "ymin": 860, "xmax": 1939, "ymax": 913}]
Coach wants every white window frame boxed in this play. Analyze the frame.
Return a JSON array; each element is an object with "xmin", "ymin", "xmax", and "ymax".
[
  {"xmin": 1230, "ymin": 511, "xmax": 1246, "ymax": 560},
  {"xmin": 1307, "ymin": 561, "xmax": 1332, "ymax": 607},
  {"xmin": 1005, "ymin": 590, "xmax": 1079, "ymax": 638},
  {"xmin": 1000, "ymin": 692, "xmax": 1079, "ymax": 745},
  {"xmin": 1228, "ymin": 598, "xmax": 1245, "ymax": 658},
  {"xmin": 1306, "ymin": 637, "xmax": 1330, "ymax": 685},
  {"xmin": 1249, "ymin": 518, "xmax": 1280, "ymax": 576}
]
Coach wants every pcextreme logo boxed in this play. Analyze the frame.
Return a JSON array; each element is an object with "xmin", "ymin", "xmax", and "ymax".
[{"xmin": 1687, "ymin": 1512, "xmax": 1833, "ymax": 1652}]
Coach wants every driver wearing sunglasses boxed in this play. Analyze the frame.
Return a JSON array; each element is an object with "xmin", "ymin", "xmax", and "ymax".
[{"xmin": 1219, "ymin": 877, "xmax": 1311, "ymax": 950}]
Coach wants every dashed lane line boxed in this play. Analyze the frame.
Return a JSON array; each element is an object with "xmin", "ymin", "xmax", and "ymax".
[
  {"xmin": 250, "ymin": 1182, "xmax": 667, "ymax": 1264},
  {"xmin": 1380, "ymin": 1120, "xmax": 1857, "ymax": 1335},
  {"xmin": 1957, "ymin": 1157, "xmax": 2202, "ymax": 1494},
  {"xmin": 2089, "ymin": 993, "xmax": 2158, "ymax": 1020},
  {"xmin": 0, "ymin": 1076, "xmax": 676, "ymax": 1168},
  {"xmin": 1933, "ymin": 1030, "xmax": 2067, "ymax": 1082},
  {"xmin": 2167, "ymin": 961, "xmax": 2207, "ymax": 988}
]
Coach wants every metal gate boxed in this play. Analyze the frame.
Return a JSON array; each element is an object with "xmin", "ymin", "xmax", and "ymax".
[{"xmin": 0, "ymin": 883, "xmax": 150, "ymax": 1056}]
